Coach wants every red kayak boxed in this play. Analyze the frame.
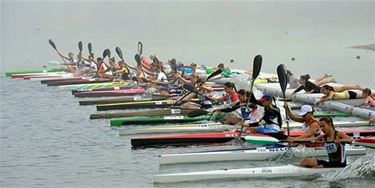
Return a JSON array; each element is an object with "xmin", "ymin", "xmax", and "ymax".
[
  {"xmin": 355, "ymin": 137, "xmax": 375, "ymax": 149},
  {"xmin": 46, "ymin": 78, "xmax": 113, "ymax": 86},
  {"xmin": 130, "ymin": 129, "xmax": 375, "ymax": 149}
]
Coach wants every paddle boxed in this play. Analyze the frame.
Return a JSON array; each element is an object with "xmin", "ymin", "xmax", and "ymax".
[
  {"xmin": 245, "ymin": 135, "xmax": 351, "ymax": 145},
  {"xmin": 138, "ymin": 41, "xmax": 143, "ymax": 56},
  {"xmin": 249, "ymin": 55, "xmax": 262, "ymax": 92},
  {"xmin": 277, "ymin": 64, "xmax": 290, "ymax": 137},
  {"xmin": 78, "ymin": 41, "xmax": 83, "ymax": 54},
  {"xmin": 176, "ymin": 69, "xmax": 223, "ymax": 108},
  {"xmin": 238, "ymin": 55, "xmax": 262, "ymax": 135},
  {"xmin": 103, "ymin": 49, "xmax": 111, "ymax": 59},
  {"xmin": 88, "ymin": 43, "xmax": 93, "ymax": 55},
  {"xmin": 48, "ymin": 39, "xmax": 67, "ymax": 64}
]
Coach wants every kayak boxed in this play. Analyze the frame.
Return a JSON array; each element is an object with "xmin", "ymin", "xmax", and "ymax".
[
  {"xmin": 130, "ymin": 129, "xmax": 375, "ymax": 149},
  {"xmin": 119, "ymin": 122, "xmax": 227, "ymax": 136},
  {"xmin": 118, "ymin": 120, "xmax": 370, "ymax": 136},
  {"xmin": 110, "ymin": 114, "xmax": 214, "ymax": 127},
  {"xmin": 22, "ymin": 73, "xmax": 74, "ymax": 80},
  {"xmin": 74, "ymin": 88, "xmax": 145, "ymax": 98},
  {"xmin": 159, "ymin": 144, "xmax": 366, "ymax": 165},
  {"xmin": 354, "ymin": 137, "xmax": 375, "ymax": 149},
  {"xmin": 46, "ymin": 78, "xmax": 113, "ymax": 86},
  {"xmin": 40, "ymin": 77, "xmax": 86, "ymax": 84},
  {"xmin": 109, "ymin": 112, "xmax": 345, "ymax": 126},
  {"xmin": 91, "ymin": 108, "xmax": 193, "ymax": 119},
  {"xmin": 154, "ymin": 164, "xmax": 342, "ymax": 183},
  {"xmin": 79, "ymin": 95, "xmax": 171, "ymax": 105},
  {"xmin": 131, "ymin": 131, "xmax": 238, "ymax": 149},
  {"xmin": 5, "ymin": 68, "xmax": 64, "ymax": 77},
  {"xmin": 72, "ymin": 81, "xmax": 129, "ymax": 92},
  {"xmin": 97, "ymin": 99, "xmax": 200, "ymax": 111}
]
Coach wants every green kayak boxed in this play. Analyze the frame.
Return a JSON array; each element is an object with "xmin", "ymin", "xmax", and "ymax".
[{"xmin": 5, "ymin": 68, "xmax": 64, "ymax": 77}]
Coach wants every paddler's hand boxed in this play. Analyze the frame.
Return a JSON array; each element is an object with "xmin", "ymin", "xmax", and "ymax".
[
  {"xmin": 287, "ymin": 137, "xmax": 294, "ymax": 143},
  {"xmin": 283, "ymin": 101, "xmax": 289, "ymax": 109}
]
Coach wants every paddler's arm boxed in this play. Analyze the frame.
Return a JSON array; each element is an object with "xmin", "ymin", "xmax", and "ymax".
[
  {"xmin": 317, "ymin": 91, "xmax": 334, "ymax": 104},
  {"xmin": 176, "ymin": 74, "xmax": 190, "ymax": 84},
  {"xmin": 197, "ymin": 84, "xmax": 213, "ymax": 93},
  {"xmin": 217, "ymin": 102, "xmax": 240, "ymax": 112},
  {"xmin": 336, "ymin": 132, "xmax": 354, "ymax": 143},
  {"xmin": 288, "ymin": 135, "xmax": 323, "ymax": 142},
  {"xmin": 283, "ymin": 102, "xmax": 304, "ymax": 123},
  {"xmin": 249, "ymin": 92, "xmax": 262, "ymax": 106},
  {"xmin": 296, "ymin": 122, "xmax": 320, "ymax": 139}
]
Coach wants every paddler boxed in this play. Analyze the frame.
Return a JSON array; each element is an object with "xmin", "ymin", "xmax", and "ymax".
[
  {"xmin": 218, "ymin": 89, "xmax": 261, "ymax": 126},
  {"xmin": 290, "ymin": 117, "xmax": 353, "ymax": 168},
  {"xmin": 176, "ymin": 77, "xmax": 214, "ymax": 110},
  {"xmin": 96, "ymin": 57, "xmax": 112, "ymax": 78},
  {"xmin": 212, "ymin": 82, "xmax": 239, "ymax": 108},
  {"xmin": 283, "ymin": 103, "xmax": 321, "ymax": 145},
  {"xmin": 243, "ymin": 94, "xmax": 282, "ymax": 134}
]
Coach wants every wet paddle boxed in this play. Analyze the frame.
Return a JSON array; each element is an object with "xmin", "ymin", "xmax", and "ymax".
[
  {"xmin": 138, "ymin": 41, "xmax": 143, "ymax": 56},
  {"xmin": 48, "ymin": 39, "xmax": 67, "ymax": 64},
  {"xmin": 88, "ymin": 43, "xmax": 93, "ymax": 55},
  {"xmin": 78, "ymin": 41, "xmax": 83, "ymax": 54},
  {"xmin": 277, "ymin": 64, "xmax": 290, "ymax": 137},
  {"xmin": 238, "ymin": 55, "xmax": 263, "ymax": 135}
]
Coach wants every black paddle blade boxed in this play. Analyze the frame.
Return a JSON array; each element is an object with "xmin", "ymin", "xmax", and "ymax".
[
  {"xmin": 88, "ymin": 43, "xmax": 92, "ymax": 55},
  {"xmin": 103, "ymin": 49, "xmax": 111, "ymax": 58},
  {"xmin": 277, "ymin": 64, "xmax": 288, "ymax": 98},
  {"xmin": 252, "ymin": 55, "xmax": 262, "ymax": 80},
  {"xmin": 134, "ymin": 54, "xmax": 141, "ymax": 64},
  {"xmin": 138, "ymin": 41, "xmax": 143, "ymax": 56},
  {"xmin": 187, "ymin": 109, "xmax": 209, "ymax": 117},
  {"xmin": 115, "ymin": 47, "xmax": 123, "ymax": 59},
  {"xmin": 206, "ymin": 69, "xmax": 223, "ymax": 81},
  {"xmin": 183, "ymin": 83, "xmax": 198, "ymax": 94},
  {"xmin": 48, "ymin": 39, "xmax": 56, "ymax": 50},
  {"xmin": 78, "ymin": 41, "xmax": 83, "ymax": 53}
]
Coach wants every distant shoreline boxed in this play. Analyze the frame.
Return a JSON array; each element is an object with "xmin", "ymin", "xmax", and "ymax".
[{"xmin": 350, "ymin": 44, "xmax": 375, "ymax": 51}]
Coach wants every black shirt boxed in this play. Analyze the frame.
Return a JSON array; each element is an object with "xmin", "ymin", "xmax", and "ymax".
[{"xmin": 294, "ymin": 80, "xmax": 321, "ymax": 93}]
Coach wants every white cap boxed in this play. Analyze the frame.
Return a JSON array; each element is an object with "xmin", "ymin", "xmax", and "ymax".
[{"xmin": 298, "ymin": 105, "xmax": 314, "ymax": 116}]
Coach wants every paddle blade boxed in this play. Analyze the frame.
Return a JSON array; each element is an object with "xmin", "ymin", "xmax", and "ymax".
[
  {"xmin": 88, "ymin": 43, "xmax": 92, "ymax": 55},
  {"xmin": 48, "ymin": 39, "xmax": 57, "ymax": 50},
  {"xmin": 277, "ymin": 64, "xmax": 288, "ymax": 97},
  {"xmin": 187, "ymin": 109, "xmax": 209, "ymax": 117},
  {"xmin": 252, "ymin": 55, "xmax": 262, "ymax": 80},
  {"xmin": 138, "ymin": 41, "xmax": 143, "ymax": 56},
  {"xmin": 183, "ymin": 83, "xmax": 198, "ymax": 94},
  {"xmin": 103, "ymin": 49, "xmax": 111, "ymax": 58},
  {"xmin": 134, "ymin": 54, "xmax": 141, "ymax": 64},
  {"xmin": 206, "ymin": 69, "xmax": 223, "ymax": 81},
  {"xmin": 115, "ymin": 47, "xmax": 123, "ymax": 59},
  {"xmin": 78, "ymin": 41, "xmax": 83, "ymax": 53}
]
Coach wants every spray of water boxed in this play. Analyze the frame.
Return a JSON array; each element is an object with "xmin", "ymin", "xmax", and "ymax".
[{"xmin": 326, "ymin": 154, "xmax": 375, "ymax": 181}]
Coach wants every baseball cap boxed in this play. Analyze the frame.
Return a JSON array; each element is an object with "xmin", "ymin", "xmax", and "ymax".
[
  {"xmin": 259, "ymin": 94, "xmax": 273, "ymax": 102},
  {"xmin": 298, "ymin": 105, "xmax": 314, "ymax": 116}
]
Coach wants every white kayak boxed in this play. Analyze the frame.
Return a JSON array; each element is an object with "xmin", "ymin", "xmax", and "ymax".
[
  {"xmin": 154, "ymin": 164, "xmax": 342, "ymax": 183},
  {"xmin": 159, "ymin": 145, "xmax": 366, "ymax": 165},
  {"xmin": 118, "ymin": 122, "xmax": 228, "ymax": 136},
  {"xmin": 119, "ymin": 120, "xmax": 369, "ymax": 136}
]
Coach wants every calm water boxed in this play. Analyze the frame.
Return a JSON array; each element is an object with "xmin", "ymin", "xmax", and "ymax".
[
  {"xmin": 1, "ymin": 1, "xmax": 375, "ymax": 187},
  {"xmin": 0, "ymin": 78, "xmax": 375, "ymax": 188}
]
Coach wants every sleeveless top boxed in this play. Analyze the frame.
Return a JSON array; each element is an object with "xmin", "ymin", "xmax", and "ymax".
[
  {"xmin": 324, "ymin": 131, "xmax": 346, "ymax": 163},
  {"xmin": 332, "ymin": 91, "xmax": 350, "ymax": 100},
  {"xmin": 302, "ymin": 119, "xmax": 321, "ymax": 136}
]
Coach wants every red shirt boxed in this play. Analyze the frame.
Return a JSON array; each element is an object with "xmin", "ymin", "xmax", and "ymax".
[{"xmin": 221, "ymin": 91, "xmax": 239, "ymax": 104}]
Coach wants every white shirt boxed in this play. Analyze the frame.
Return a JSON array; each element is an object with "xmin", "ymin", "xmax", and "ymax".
[{"xmin": 157, "ymin": 72, "xmax": 168, "ymax": 82}]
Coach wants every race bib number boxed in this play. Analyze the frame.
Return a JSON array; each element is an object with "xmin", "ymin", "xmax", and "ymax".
[
  {"xmin": 114, "ymin": 87, "xmax": 120, "ymax": 90},
  {"xmin": 171, "ymin": 109, "xmax": 181, "ymax": 114},
  {"xmin": 133, "ymin": 96, "xmax": 143, "ymax": 101},
  {"xmin": 155, "ymin": 101, "xmax": 163, "ymax": 105}
]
